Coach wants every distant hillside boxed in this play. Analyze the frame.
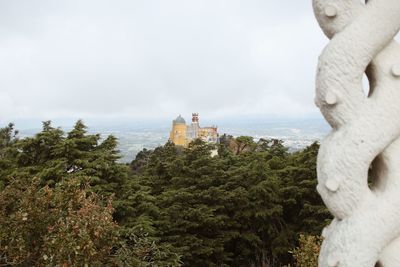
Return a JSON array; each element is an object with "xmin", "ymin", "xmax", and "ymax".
[{"xmin": 16, "ymin": 117, "xmax": 330, "ymax": 162}]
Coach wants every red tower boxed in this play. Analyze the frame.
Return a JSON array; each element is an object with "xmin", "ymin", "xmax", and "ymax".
[{"xmin": 192, "ymin": 113, "xmax": 199, "ymax": 123}]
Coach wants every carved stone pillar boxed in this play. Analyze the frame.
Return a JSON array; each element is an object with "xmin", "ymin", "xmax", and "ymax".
[{"xmin": 313, "ymin": 0, "xmax": 400, "ymax": 266}]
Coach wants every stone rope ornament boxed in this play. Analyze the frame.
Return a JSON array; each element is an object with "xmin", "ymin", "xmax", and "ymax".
[{"xmin": 313, "ymin": 0, "xmax": 400, "ymax": 266}]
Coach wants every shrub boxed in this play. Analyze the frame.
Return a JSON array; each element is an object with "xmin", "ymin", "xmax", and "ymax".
[
  {"xmin": 291, "ymin": 235, "xmax": 322, "ymax": 267},
  {"xmin": 0, "ymin": 177, "xmax": 118, "ymax": 266}
]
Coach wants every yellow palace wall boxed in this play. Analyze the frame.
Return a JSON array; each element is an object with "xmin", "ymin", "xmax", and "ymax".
[{"xmin": 170, "ymin": 123, "xmax": 188, "ymax": 147}]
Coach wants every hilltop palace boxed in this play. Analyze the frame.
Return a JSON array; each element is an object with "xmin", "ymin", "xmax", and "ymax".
[{"xmin": 169, "ymin": 113, "xmax": 219, "ymax": 147}]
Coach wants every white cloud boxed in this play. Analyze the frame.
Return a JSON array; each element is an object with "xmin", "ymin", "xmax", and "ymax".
[{"xmin": 0, "ymin": 0, "xmax": 327, "ymax": 122}]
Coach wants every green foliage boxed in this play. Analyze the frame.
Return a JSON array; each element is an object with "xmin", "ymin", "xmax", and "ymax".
[
  {"xmin": 0, "ymin": 123, "xmax": 18, "ymax": 151},
  {"xmin": 114, "ymin": 231, "xmax": 182, "ymax": 267},
  {"xmin": 126, "ymin": 137, "xmax": 331, "ymax": 266},
  {"xmin": 0, "ymin": 120, "xmax": 121, "ymax": 186},
  {"xmin": 0, "ymin": 177, "xmax": 117, "ymax": 266},
  {"xmin": 0, "ymin": 176, "xmax": 180, "ymax": 267},
  {"xmin": 0, "ymin": 121, "xmax": 179, "ymax": 267},
  {"xmin": 291, "ymin": 235, "xmax": 322, "ymax": 267},
  {"xmin": 0, "ymin": 123, "xmax": 19, "ymax": 189},
  {"xmin": 0, "ymin": 120, "xmax": 331, "ymax": 267},
  {"xmin": 281, "ymin": 143, "xmax": 331, "ymax": 238}
]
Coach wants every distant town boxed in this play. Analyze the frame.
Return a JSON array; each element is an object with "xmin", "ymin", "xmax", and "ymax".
[
  {"xmin": 169, "ymin": 113, "xmax": 219, "ymax": 147},
  {"xmin": 14, "ymin": 116, "xmax": 329, "ymax": 163}
]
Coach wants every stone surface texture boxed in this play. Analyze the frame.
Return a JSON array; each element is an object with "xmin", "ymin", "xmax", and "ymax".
[{"xmin": 313, "ymin": 0, "xmax": 400, "ymax": 266}]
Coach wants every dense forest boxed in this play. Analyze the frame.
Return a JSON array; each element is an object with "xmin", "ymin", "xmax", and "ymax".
[{"xmin": 0, "ymin": 121, "xmax": 331, "ymax": 267}]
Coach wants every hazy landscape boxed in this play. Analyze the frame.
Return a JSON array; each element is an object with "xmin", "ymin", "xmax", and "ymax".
[
  {"xmin": 0, "ymin": 1, "xmax": 337, "ymax": 265},
  {"xmin": 16, "ymin": 116, "xmax": 329, "ymax": 162}
]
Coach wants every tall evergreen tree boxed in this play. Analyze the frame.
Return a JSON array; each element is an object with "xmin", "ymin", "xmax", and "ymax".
[{"xmin": 0, "ymin": 123, "xmax": 19, "ymax": 188}]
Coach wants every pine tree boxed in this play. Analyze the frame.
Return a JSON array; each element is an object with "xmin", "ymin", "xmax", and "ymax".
[{"xmin": 0, "ymin": 123, "xmax": 19, "ymax": 188}]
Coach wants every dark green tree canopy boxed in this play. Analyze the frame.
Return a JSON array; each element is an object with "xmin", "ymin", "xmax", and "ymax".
[
  {"xmin": 124, "ymin": 137, "xmax": 330, "ymax": 266},
  {"xmin": 0, "ymin": 121, "xmax": 329, "ymax": 267}
]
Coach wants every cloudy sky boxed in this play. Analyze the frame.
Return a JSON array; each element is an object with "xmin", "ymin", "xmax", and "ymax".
[{"xmin": 0, "ymin": 0, "xmax": 328, "ymax": 124}]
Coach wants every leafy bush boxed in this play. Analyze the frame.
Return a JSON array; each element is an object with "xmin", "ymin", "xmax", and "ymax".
[
  {"xmin": 0, "ymin": 176, "xmax": 181, "ymax": 267},
  {"xmin": 0, "ymin": 177, "xmax": 117, "ymax": 266},
  {"xmin": 291, "ymin": 235, "xmax": 322, "ymax": 267}
]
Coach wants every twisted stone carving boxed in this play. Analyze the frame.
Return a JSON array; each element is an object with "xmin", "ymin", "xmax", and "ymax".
[{"xmin": 313, "ymin": 0, "xmax": 400, "ymax": 266}]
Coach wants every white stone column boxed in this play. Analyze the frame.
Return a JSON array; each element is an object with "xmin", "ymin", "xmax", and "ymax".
[{"xmin": 313, "ymin": 0, "xmax": 400, "ymax": 266}]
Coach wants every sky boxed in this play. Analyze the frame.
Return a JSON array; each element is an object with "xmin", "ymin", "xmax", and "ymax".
[{"xmin": 0, "ymin": 0, "xmax": 328, "ymax": 125}]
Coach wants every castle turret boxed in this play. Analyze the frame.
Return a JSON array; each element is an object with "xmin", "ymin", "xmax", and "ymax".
[
  {"xmin": 192, "ymin": 113, "xmax": 199, "ymax": 124},
  {"xmin": 169, "ymin": 115, "xmax": 188, "ymax": 146}
]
